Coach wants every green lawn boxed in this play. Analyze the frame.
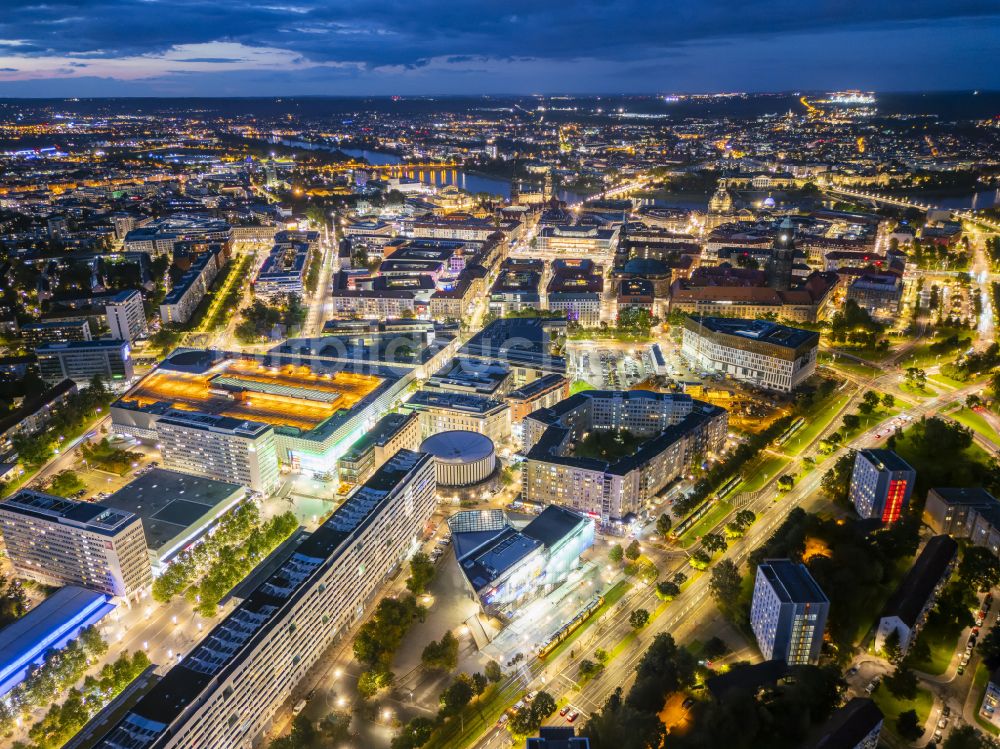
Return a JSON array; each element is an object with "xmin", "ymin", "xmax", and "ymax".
[
  {"xmin": 872, "ymin": 685, "xmax": 934, "ymax": 729},
  {"xmin": 950, "ymin": 407, "xmax": 1000, "ymax": 449},
  {"xmin": 782, "ymin": 391, "xmax": 853, "ymax": 456},
  {"xmin": 900, "ymin": 381, "xmax": 937, "ymax": 398},
  {"xmin": 543, "ymin": 579, "xmax": 631, "ymax": 662},
  {"xmin": 738, "ymin": 455, "xmax": 791, "ymax": 494},
  {"xmin": 910, "ymin": 627, "xmax": 960, "ymax": 676},
  {"xmin": 929, "ymin": 372, "xmax": 976, "ymax": 391},
  {"xmin": 819, "ymin": 353, "xmax": 880, "ymax": 380},
  {"xmin": 842, "ymin": 405, "xmax": 902, "ymax": 439},
  {"xmin": 570, "ymin": 379, "xmax": 596, "ymax": 395},
  {"xmin": 678, "ymin": 501, "xmax": 732, "ymax": 548}
]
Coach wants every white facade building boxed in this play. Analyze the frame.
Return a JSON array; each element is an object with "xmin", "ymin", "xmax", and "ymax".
[
  {"xmin": 105, "ymin": 289, "xmax": 148, "ymax": 342},
  {"xmin": 93, "ymin": 450, "xmax": 436, "ymax": 749},
  {"xmin": 156, "ymin": 411, "xmax": 281, "ymax": 495}
]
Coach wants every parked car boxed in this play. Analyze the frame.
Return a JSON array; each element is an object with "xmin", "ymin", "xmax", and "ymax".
[{"xmin": 567, "ymin": 710, "xmax": 580, "ymax": 723}]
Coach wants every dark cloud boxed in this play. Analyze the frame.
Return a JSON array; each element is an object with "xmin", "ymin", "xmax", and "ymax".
[{"xmin": 0, "ymin": 1, "xmax": 997, "ymax": 92}]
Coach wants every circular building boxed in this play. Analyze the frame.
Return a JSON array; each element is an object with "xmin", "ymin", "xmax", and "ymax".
[{"xmin": 420, "ymin": 430, "xmax": 496, "ymax": 487}]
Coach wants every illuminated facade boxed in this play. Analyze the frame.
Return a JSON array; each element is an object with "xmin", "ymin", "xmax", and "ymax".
[
  {"xmin": 849, "ymin": 449, "xmax": 915, "ymax": 523},
  {"xmin": 92, "ymin": 450, "xmax": 436, "ymax": 749},
  {"xmin": 449, "ymin": 505, "xmax": 595, "ymax": 616},
  {"xmin": 751, "ymin": 559, "xmax": 829, "ymax": 665}
]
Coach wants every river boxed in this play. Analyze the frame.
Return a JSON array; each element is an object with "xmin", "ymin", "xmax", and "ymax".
[{"xmin": 340, "ymin": 148, "xmax": 584, "ymax": 203}]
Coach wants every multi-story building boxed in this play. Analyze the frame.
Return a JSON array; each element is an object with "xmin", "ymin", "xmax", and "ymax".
[
  {"xmin": 159, "ymin": 247, "xmax": 225, "ymax": 325},
  {"xmin": 123, "ymin": 215, "xmax": 231, "ymax": 257},
  {"xmin": 506, "ymin": 374, "xmax": 570, "ymax": 426},
  {"xmin": 0, "ymin": 490, "xmax": 152, "ymax": 603},
  {"xmin": 489, "ymin": 259, "xmax": 543, "ymax": 317},
  {"xmin": 814, "ymin": 698, "xmax": 883, "ymax": 749},
  {"xmin": 156, "ymin": 411, "xmax": 281, "ymax": 495},
  {"xmin": 255, "ymin": 235, "xmax": 314, "ymax": 300},
  {"xmin": 22, "ymin": 319, "xmax": 92, "ymax": 344},
  {"xmin": 846, "ymin": 273, "xmax": 903, "ymax": 322},
  {"xmin": 750, "ymin": 559, "xmax": 829, "ymax": 665},
  {"xmin": 924, "ymin": 487, "xmax": 1000, "ymax": 555},
  {"xmin": 980, "ymin": 668, "xmax": 1000, "ymax": 731},
  {"xmin": 91, "ymin": 450, "xmax": 436, "ymax": 749},
  {"xmin": 36, "ymin": 339, "xmax": 134, "ymax": 387},
  {"xmin": 105, "ymin": 289, "xmax": 148, "ymax": 342},
  {"xmin": 849, "ymin": 449, "xmax": 916, "ymax": 523},
  {"xmin": 681, "ymin": 316, "xmax": 819, "ymax": 393},
  {"xmin": 875, "ymin": 535, "xmax": 958, "ymax": 655},
  {"xmin": 337, "ymin": 411, "xmax": 420, "ymax": 486},
  {"xmin": 522, "ymin": 391, "xmax": 727, "ymax": 523},
  {"xmin": 536, "ymin": 225, "xmax": 620, "ymax": 256},
  {"xmin": 527, "ymin": 727, "xmax": 590, "ymax": 749},
  {"xmin": 402, "ymin": 389, "xmax": 511, "ymax": 444}
]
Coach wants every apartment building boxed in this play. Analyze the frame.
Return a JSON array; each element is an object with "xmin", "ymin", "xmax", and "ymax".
[
  {"xmin": 750, "ymin": 559, "xmax": 829, "ymax": 665},
  {"xmin": 849, "ymin": 449, "xmax": 916, "ymax": 523},
  {"xmin": 105, "ymin": 289, "xmax": 148, "ymax": 342},
  {"xmin": 0, "ymin": 490, "xmax": 151, "ymax": 603},
  {"xmin": 36, "ymin": 339, "xmax": 135, "ymax": 387},
  {"xmin": 91, "ymin": 450, "xmax": 436, "ymax": 749},
  {"xmin": 156, "ymin": 411, "xmax": 281, "ymax": 495},
  {"xmin": 402, "ymin": 389, "xmax": 512, "ymax": 444}
]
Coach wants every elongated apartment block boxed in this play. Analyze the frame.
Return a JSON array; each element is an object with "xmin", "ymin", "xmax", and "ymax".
[{"xmin": 90, "ymin": 449, "xmax": 436, "ymax": 749}]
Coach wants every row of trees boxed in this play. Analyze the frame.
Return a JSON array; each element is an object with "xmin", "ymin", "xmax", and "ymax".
[
  {"xmin": 152, "ymin": 502, "xmax": 298, "ymax": 617},
  {"xmin": 7, "ymin": 375, "xmax": 113, "ymax": 473},
  {"xmin": 390, "ymin": 662, "xmax": 505, "ymax": 749},
  {"xmin": 235, "ymin": 294, "xmax": 307, "ymax": 343},
  {"xmin": 353, "ymin": 595, "xmax": 425, "ymax": 697},
  {"xmin": 11, "ymin": 650, "xmax": 151, "ymax": 749}
]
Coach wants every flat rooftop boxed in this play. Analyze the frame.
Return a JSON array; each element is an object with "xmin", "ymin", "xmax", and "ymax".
[
  {"xmin": 686, "ymin": 316, "xmax": 819, "ymax": 351},
  {"xmin": 101, "ymin": 469, "xmax": 245, "ymax": 558},
  {"xmin": 759, "ymin": 559, "xmax": 828, "ymax": 604},
  {"xmin": 121, "ymin": 356, "xmax": 382, "ymax": 432}
]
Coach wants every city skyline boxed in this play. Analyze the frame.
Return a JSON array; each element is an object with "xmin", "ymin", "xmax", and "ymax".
[{"xmin": 0, "ymin": 1, "xmax": 998, "ymax": 96}]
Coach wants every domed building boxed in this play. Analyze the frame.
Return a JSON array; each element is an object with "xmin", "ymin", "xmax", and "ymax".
[{"xmin": 419, "ymin": 430, "xmax": 496, "ymax": 487}]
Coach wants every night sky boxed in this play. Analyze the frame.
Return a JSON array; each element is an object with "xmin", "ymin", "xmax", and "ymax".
[{"xmin": 0, "ymin": 1, "xmax": 998, "ymax": 96}]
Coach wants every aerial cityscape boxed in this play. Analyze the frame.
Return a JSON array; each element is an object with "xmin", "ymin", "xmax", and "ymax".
[{"xmin": 0, "ymin": 9, "xmax": 999, "ymax": 749}]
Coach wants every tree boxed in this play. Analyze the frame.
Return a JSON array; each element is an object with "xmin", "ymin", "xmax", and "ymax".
[
  {"xmin": 882, "ymin": 393, "xmax": 896, "ymax": 408},
  {"xmin": 701, "ymin": 533, "xmax": 727, "ymax": 554},
  {"xmin": 580, "ymin": 659, "xmax": 601, "ymax": 679},
  {"xmin": 960, "ymin": 546, "xmax": 1000, "ymax": 592},
  {"xmin": 884, "ymin": 663, "xmax": 918, "ymax": 699},
  {"xmin": 882, "ymin": 627, "xmax": 903, "ymax": 664},
  {"xmin": 406, "ymin": 552, "xmax": 435, "ymax": 595},
  {"xmin": 656, "ymin": 513, "xmax": 672, "ymax": 538},
  {"xmin": 629, "ymin": 609, "xmax": 650, "ymax": 629},
  {"xmin": 439, "ymin": 676, "xmax": 474, "ymax": 717},
  {"xmin": 709, "ymin": 559, "xmax": 742, "ymax": 610},
  {"xmin": 656, "ymin": 581, "xmax": 680, "ymax": 601},
  {"xmin": 421, "ymin": 630, "xmax": 459, "ymax": 672},
  {"xmin": 943, "ymin": 725, "xmax": 995, "ymax": 749},
  {"xmin": 484, "ymin": 660, "xmax": 503, "ymax": 682},
  {"xmin": 48, "ymin": 470, "xmax": 85, "ymax": 497},
  {"xmin": 703, "ymin": 636, "xmax": 730, "ymax": 660},
  {"xmin": 471, "ymin": 671, "xmax": 488, "ymax": 695},
  {"xmin": 777, "ymin": 474, "xmax": 796, "ymax": 492},
  {"xmin": 392, "ymin": 717, "xmax": 435, "ymax": 749},
  {"xmin": 861, "ymin": 390, "xmax": 881, "ymax": 413},
  {"xmin": 624, "ymin": 540, "xmax": 641, "ymax": 561},
  {"xmin": 896, "ymin": 709, "xmax": 923, "ymax": 742},
  {"xmin": 357, "ymin": 669, "xmax": 393, "ymax": 698},
  {"xmin": 842, "ymin": 414, "xmax": 861, "ymax": 432},
  {"xmin": 608, "ymin": 543, "xmax": 624, "ymax": 563},
  {"xmin": 509, "ymin": 691, "xmax": 557, "ymax": 737},
  {"xmin": 689, "ymin": 550, "xmax": 710, "ymax": 570},
  {"xmin": 979, "ymin": 626, "xmax": 1000, "ymax": 670}
]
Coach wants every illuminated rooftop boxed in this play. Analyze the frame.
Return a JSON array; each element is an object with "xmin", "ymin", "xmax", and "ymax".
[{"xmin": 123, "ymin": 357, "xmax": 382, "ymax": 432}]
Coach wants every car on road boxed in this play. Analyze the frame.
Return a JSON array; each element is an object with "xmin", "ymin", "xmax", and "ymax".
[
  {"xmin": 559, "ymin": 707, "xmax": 571, "ymax": 717},
  {"xmin": 958, "ymin": 665, "xmax": 966, "ymax": 676},
  {"xmin": 513, "ymin": 700, "xmax": 525, "ymax": 711},
  {"xmin": 942, "ymin": 706, "xmax": 951, "ymax": 717},
  {"xmin": 567, "ymin": 710, "xmax": 580, "ymax": 723},
  {"xmin": 846, "ymin": 666, "xmax": 859, "ymax": 677},
  {"xmin": 525, "ymin": 691, "xmax": 537, "ymax": 702},
  {"xmin": 496, "ymin": 713, "xmax": 509, "ymax": 727},
  {"xmin": 682, "ymin": 697, "xmax": 695, "ymax": 710},
  {"xmin": 938, "ymin": 718, "xmax": 948, "ymax": 729}
]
